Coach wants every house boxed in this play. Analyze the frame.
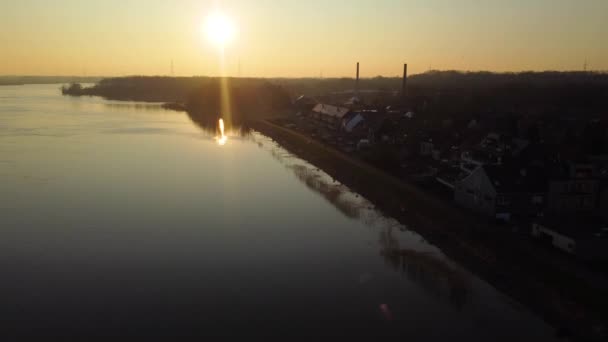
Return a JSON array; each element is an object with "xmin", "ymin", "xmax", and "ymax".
[
  {"xmin": 361, "ymin": 112, "xmax": 389, "ymax": 143},
  {"xmin": 420, "ymin": 140, "xmax": 434, "ymax": 156},
  {"xmin": 460, "ymin": 133, "xmax": 505, "ymax": 166},
  {"xmin": 293, "ymin": 95, "xmax": 317, "ymax": 113},
  {"xmin": 293, "ymin": 95, "xmax": 317, "ymax": 106},
  {"xmin": 454, "ymin": 166, "xmax": 503, "ymax": 219},
  {"xmin": 343, "ymin": 112, "xmax": 364, "ymax": 133},
  {"xmin": 343, "ymin": 96, "xmax": 362, "ymax": 108},
  {"xmin": 311, "ymin": 103, "xmax": 351, "ymax": 129},
  {"xmin": 436, "ymin": 166, "xmax": 470, "ymax": 190},
  {"xmin": 589, "ymin": 154, "xmax": 608, "ymax": 220},
  {"xmin": 546, "ymin": 162, "xmax": 599, "ymax": 215},
  {"xmin": 532, "ymin": 217, "xmax": 608, "ymax": 261},
  {"xmin": 454, "ymin": 165, "xmax": 546, "ymax": 221},
  {"xmin": 341, "ymin": 111, "xmax": 387, "ymax": 137},
  {"xmin": 419, "ymin": 129, "xmax": 461, "ymax": 162}
]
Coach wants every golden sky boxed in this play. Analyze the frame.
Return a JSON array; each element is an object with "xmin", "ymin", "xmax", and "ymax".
[{"xmin": 1, "ymin": 0, "xmax": 607, "ymax": 77}]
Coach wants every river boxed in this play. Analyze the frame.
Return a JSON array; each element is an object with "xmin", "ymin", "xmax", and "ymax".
[{"xmin": 0, "ymin": 84, "xmax": 559, "ymax": 339}]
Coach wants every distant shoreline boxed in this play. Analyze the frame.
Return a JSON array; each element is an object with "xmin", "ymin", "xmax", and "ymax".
[{"xmin": 0, "ymin": 76, "xmax": 102, "ymax": 86}]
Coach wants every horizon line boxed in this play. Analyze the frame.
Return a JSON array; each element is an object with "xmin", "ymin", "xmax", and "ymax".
[{"xmin": 2, "ymin": 69, "xmax": 607, "ymax": 80}]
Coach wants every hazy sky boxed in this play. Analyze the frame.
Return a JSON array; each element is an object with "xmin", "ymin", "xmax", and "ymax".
[{"xmin": 1, "ymin": 0, "xmax": 607, "ymax": 77}]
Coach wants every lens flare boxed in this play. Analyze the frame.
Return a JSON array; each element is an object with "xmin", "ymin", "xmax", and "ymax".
[{"xmin": 217, "ymin": 118, "xmax": 227, "ymax": 145}]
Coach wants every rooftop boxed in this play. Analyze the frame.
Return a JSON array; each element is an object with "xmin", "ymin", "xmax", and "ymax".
[{"xmin": 312, "ymin": 103, "xmax": 351, "ymax": 119}]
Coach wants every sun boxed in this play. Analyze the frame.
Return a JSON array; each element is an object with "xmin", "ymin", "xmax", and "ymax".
[{"xmin": 204, "ymin": 12, "xmax": 236, "ymax": 48}]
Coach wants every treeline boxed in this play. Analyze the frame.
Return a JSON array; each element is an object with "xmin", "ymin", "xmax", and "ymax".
[
  {"xmin": 274, "ymin": 71, "xmax": 608, "ymax": 117},
  {"xmin": 413, "ymin": 71, "xmax": 608, "ymax": 118},
  {"xmin": 63, "ymin": 76, "xmax": 207, "ymax": 102},
  {"xmin": 271, "ymin": 71, "xmax": 608, "ymax": 95},
  {"xmin": 185, "ymin": 78, "xmax": 292, "ymax": 128},
  {"xmin": 62, "ymin": 76, "xmax": 292, "ymax": 127},
  {"xmin": 61, "ymin": 71, "xmax": 608, "ymax": 126}
]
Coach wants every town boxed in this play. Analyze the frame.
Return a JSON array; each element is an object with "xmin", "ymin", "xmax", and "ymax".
[{"xmin": 273, "ymin": 64, "xmax": 608, "ymax": 262}]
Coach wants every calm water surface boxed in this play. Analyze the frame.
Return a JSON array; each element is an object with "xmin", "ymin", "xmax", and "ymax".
[{"xmin": 0, "ymin": 85, "xmax": 558, "ymax": 339}]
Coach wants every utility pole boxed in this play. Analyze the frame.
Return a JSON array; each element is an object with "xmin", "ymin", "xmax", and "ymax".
[
  {"xmin": 355, "ymin": 62, "xmax": 360, "ymax": 97},
  {"xmin": 583, "ymin": 58, "xmax": 588, "ymax": 72},
  {"xmin": 402, "ymin": 63, "xmax": 408, "ymax": 99}
]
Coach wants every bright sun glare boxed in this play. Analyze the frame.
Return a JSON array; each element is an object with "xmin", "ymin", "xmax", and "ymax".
[
  {"xmin": 204, "ymin": 12, "xmax": 236, "ymax": 48},
  {"xmin": 217, "ymin": 118, "xmax": 227, "ymax": 146}
]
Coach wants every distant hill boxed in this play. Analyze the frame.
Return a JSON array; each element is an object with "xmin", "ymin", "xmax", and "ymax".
[{"xmin": 0, "ymin": 76, "xmax": 102, "ymax": 86}]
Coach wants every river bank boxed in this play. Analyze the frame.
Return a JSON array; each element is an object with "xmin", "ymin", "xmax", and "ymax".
[{"xmin": 250, "ymin": 119, "xmax": 608, "ymax": 341}]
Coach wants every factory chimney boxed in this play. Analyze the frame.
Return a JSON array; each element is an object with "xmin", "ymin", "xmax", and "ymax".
[
  {"xmin": 355, "ymin": 62, "xmax": 360, "ymax": 97},
  {"xmin": 402, "ymin": 63, "xmax": 408, "ymax": 100}
]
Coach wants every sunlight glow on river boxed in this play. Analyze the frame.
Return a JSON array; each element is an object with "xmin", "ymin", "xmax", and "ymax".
[{"xmin": 217, "ymin": 118, "xmax": 227, "ymax": 146}]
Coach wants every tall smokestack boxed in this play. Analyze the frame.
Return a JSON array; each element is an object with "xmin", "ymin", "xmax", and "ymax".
[
  {"xmin": 356, "ymin": 62, "xmax": 360, "ymax": 97},
  {"xmin": 402, "ymin": 63, "xmax": 408, "ymax": 100}
]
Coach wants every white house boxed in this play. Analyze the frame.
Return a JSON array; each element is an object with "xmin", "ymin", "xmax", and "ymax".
[
  {"xmin": 311, "ymin": 104, "xmax": 351, "ymax": 129},
  {"xmin": 454, "ymin": 165, "xmax": 546, "ymax": 221}
]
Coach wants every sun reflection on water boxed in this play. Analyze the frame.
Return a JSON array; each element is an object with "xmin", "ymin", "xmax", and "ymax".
[{"xmin": 217, "ymin": 118, "xmax": 228, "ymax": 146}]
